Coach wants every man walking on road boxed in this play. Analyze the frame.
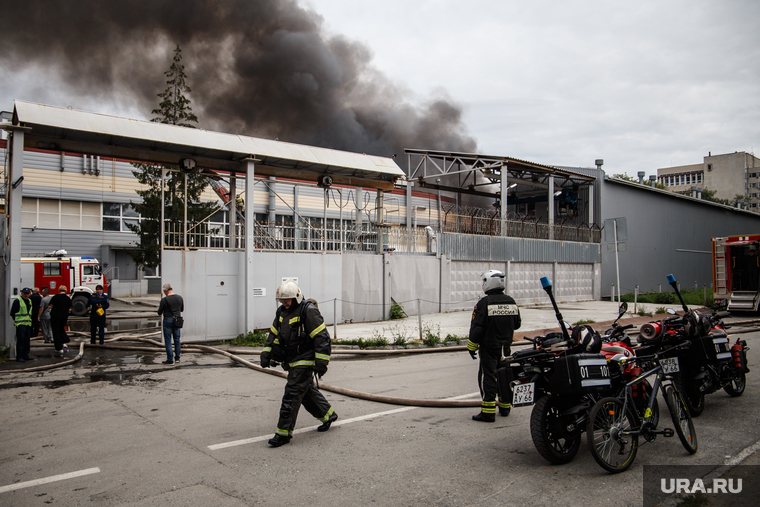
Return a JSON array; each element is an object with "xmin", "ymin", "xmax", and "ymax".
[
  {"xmin": 467, "ymin": 270, "xmax": 521, "ymax": 422},
  {"xmin": 260, "ymin": 279, "xmax": 337, "ymax": 447}
]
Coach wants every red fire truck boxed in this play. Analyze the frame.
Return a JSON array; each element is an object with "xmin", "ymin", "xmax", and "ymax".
[
  {"xmin": 20, "ymin": 252, "xmax": 108, "ymax": 316},
  {"xmin": 713, "ymin": 235, "xmax": 760, "ymax": 311}
]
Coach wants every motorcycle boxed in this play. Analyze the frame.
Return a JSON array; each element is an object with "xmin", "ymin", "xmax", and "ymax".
[
  {"xmin": 501, "ymin": 277, "xmax": 621, "ymax": 464},
  {"xmin": 638, "ymin": 274, "xmax": 750, "ymax": 417}
]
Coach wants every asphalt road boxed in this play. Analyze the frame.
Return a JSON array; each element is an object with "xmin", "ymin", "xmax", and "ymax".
[{"xmin": 0, "ymin": 330, "xmax": 759, "ymax": 507}]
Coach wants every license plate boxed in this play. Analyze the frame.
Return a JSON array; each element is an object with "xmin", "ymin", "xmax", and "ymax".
[
  {"xmin": 512, "ymin": 382, "xmax": 535, "ymax": 407},
  {"xmin": 661, "ymin": 357, "xmax": 680, "ymax": 374}
]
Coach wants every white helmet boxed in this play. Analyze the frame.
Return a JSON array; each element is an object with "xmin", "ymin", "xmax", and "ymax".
[
  {"xmin": 276, "ymin": 279, "xmax": 303, "ymax": 304},
  {"xmin": 481, "ymin": 270, "xmax": 505, "ymax": 294}
]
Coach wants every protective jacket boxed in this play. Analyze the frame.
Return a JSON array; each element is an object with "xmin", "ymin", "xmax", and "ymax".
[
  {"xmin": 87, "ymin": 293, "xmax": 110, "ymax": 318},
  {"xmin": 468, "ymin": 290, "xmax": 521, "ymax": 351},
  {"xmin": 264, "ymin": 300, "xmax": 331, "ymax": 369},
  {"xmin": 11, "ymin": 298, "xmax": 32, "ymax": 327}
]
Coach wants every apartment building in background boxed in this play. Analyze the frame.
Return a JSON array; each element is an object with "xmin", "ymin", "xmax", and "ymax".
[{"xmin": 657, "ymin": 151, "xmax": 760, "ymax": 209}]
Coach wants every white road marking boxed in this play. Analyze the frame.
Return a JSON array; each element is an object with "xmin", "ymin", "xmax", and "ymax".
[
  {"xmin": 208, "ymin": 391, "xmax": 481, "ymax": 450},
  {"xmin": 0, "ymin": 467, "xmax": 101, "ymax": 494}
]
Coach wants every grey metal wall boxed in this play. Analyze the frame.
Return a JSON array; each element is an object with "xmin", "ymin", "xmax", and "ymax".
[
  {"xmin": 163, "ymin": 250, "xmax": 343, "ymax": 341},
  {"xmin": 21, "ymin": 229, "xmax": 135, "ymax": 258},
  {"xmin": 600, "ymin": 178, "xmax": 760, "ymax": 297},
  {"xmin": 439, "ymin": 233, "xmax": 600, "ymax": 263}
]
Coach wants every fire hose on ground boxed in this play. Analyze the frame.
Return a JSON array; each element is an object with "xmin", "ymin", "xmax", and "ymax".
[{"xmin": 2, "ymin": 331, "xmax": 481, "ymax": 408}]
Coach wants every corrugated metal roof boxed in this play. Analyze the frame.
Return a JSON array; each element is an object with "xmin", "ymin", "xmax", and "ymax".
[
  {"xmin": 12, "ymin": 100, "xmax": 405, "ymax": 184},
  {"xmin": 605, "ymin": 175, "xmax": 760, "ymax": 215}
]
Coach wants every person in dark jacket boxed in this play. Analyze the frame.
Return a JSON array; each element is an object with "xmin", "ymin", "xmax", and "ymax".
[
  {"xmin": 10, "ymin": 287, "xmax": 33, "ymax": 361},
  {"xmin": 86, "ymin": 285, "xmax": 110, "ymax": 345},
  {"xmin": 30, "ymin": 287, "xmax": 42, "ymax": 340},
  {"xmin": 260, "ymin": 279, "xmax": 337, "ymax": 447},
  {"xmin": 467, "ymin": 270, "xmax": 521, "ymax": 422},
  {"xmin": 157, "ymin": 283, "xmax": 184, "ymax": 365},
  {"xmin": 48, "ymin": 285, "xmax": 72, "ymax": 356}
]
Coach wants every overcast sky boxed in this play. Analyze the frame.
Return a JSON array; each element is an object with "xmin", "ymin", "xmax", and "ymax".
[
  {"xmin": 305, "ymin": 0, "xmax": 760, "ymax": 176},
  {"xmin": 2, "ymin": 0, "xmax": 758, "ymax": 177}
]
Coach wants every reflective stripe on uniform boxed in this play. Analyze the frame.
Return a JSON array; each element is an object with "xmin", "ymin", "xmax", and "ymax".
[
  {"xmin": 262, "ymin": 347, "xmax": 272, "ymax": 353},
  {"xmin": 289, "ymin": 360, "xmax": 316, "ymax": 368},
  {"xmin": 270, "ymin": 325, "xmax": 279, "ymax": 335},
  {"xmin": 481, "ymin": 400, "xmax": 497, "ymax": 414},
  {"xmin": 289, "ymin": 316, "xmax": 300, "ymax": 325},
  {"xmin": 309, "ymin": 322, "xmax": 326, "ymax": 338},
  {"xmin": 498, "ymin": 400, "xmax": 512, "ymax": 409},
  {"xmin": 315, "ymin": 352, "xmax": 330, "ymax": 362},
  {"xmin": 275, "ymin": 427, "xmax": 292, "ymax": 437},
  {"xmin": 467, "ymin": 339, "xmax": 479, "ymax": 352},
  {"xmin": 318, "ymin": 406, "xmax": 334, "ymax": 422},
  {"xmin": 273, "ymin": 338, "xmax": 280, "ymax": 345}
]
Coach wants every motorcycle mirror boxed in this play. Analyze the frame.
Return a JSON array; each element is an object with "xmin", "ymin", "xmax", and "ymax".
[
  {"xmin": 618, "ymin": 302, "xmax": 628, "ymax": 316},
  {"xmin": 667, "ymin": 308, "xmax": 677, "ymax": 315}
]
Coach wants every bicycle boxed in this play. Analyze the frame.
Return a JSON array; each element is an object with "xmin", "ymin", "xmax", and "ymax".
[{"xmin": 585, "ymin": 342, "xmax": 698, "ymax": 473}]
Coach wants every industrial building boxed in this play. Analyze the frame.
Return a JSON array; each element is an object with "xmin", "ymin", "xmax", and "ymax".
[
  {"xmin": 657, "ymin": 151, "xmax": 760, "ymax": 209},
  {"xmin": 4, "ymin": 101, "xmax": 759, "ymax": 351}
]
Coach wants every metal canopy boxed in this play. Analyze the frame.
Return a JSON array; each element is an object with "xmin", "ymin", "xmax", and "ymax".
[
  {"xmin": 405, "ymin": 148, "xmax": 596, "ymax": 197},
  {"xmin": 12, "ymin": 100, "xmax": 404, "ymax": 190}
]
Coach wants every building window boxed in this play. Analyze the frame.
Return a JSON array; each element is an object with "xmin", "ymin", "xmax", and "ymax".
[{"xmin": 103, "ymin": 202, "xmax": 141, "ymax": 232}]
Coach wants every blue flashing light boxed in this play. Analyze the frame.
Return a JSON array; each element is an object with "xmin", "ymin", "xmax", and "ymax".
[
  {"xmin": 667, "ymin": 274, "xmax": 676, "ymax": 284},
  {"xmin": 540, "ymin": 276, "xmax": 551, "ymax": 288}
]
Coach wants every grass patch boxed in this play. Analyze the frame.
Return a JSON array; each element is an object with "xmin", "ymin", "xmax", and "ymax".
[
  {"xmin": 655, "ymin": 306, "xmax": 668, "ymax": 314},
  {"xmin": 0, "ymin": 344, "xmax": 10, "ymax": 363},
  {"xmin": 572, "ymin": 318, "xmax": 596, "ymax": 326},
  {"xmin": 444, "ymin": 333, "xmax": 465, "ymax": 344},
  {"xmin": 620, "ymin": 287, "xmax": 714, "ymax": 308},
  {"xmin": 390, "ymin": 302, "xmax": 406, "ymax": 320},
  {"xmin": 422, "ymin": 322, "xmax": 442, "ymax": 347},
  {"xmin": 224, "ymin": 330, "xmax": 268, "ymax": 347}
]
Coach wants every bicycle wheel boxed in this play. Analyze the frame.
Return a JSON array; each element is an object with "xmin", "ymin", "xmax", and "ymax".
[
  {"xmin": 664, "ymin": 386, "xmax": 698, "ymax": 454},
  {"xmin": 529, "ymin": 395, "xmax": 582, "ymax": 464},
  {"xmin": 586, "ymin": 397, "xmax": 639, "ymax": 473},
  {"xmin": 674, "ymin": 374, "xmax": 704, "ymax": 417}
]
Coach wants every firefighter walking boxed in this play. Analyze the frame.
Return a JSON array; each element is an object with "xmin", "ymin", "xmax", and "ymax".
[
  {"xmin": 467, "ymin": 270, "xmax": 521, "ymax": 422},
  {"xmin": 260, "ymin": 279, "xmax": 338, "ymax": 447}
]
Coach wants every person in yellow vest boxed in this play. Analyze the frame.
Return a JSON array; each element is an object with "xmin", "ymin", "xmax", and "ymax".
[{"xmin": 10, "ymin": 287, "xmax": 33, "ymax": 362}]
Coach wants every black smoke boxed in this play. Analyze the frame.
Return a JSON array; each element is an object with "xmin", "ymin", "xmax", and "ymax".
[{"xmin": 2, "ymin": 0, "xmax": 477, "ymax": 164}]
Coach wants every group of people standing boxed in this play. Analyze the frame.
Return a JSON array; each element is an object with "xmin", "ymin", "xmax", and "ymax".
[{"xmin": 10, "ymin": 284, "xmax": 111, "ymax": 360}]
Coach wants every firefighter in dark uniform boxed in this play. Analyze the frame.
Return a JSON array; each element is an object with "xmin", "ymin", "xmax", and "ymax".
[
  {"xmin": 261, "ymin": 279, "xmax": 338, "ymax": 447},
  {"xmin": 467, "ymin": 270, "xmax": 521, "ymax": 422}
]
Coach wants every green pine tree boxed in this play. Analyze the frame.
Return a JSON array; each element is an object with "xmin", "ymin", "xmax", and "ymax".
[{"xmin": 128, "ymin": 44, "xmax": 215, "ymax": 270}]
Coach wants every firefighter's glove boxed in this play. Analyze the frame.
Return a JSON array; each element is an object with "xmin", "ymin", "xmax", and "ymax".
[
  {"xmin": 260, "ymin": 352, "xmax": 271, "ymax": 368},
  {"xmin": 314, "ymin": 362, "xmax": 328, "ymax": 378},
  {"xmin": 467, "ymin": 340, "xmax": 479, "ymax": 360}
]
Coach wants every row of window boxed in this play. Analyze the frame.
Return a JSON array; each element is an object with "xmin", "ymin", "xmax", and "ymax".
[{"xmin": 659, "ymin": 172, "xmax": 704, "ymax": 186}]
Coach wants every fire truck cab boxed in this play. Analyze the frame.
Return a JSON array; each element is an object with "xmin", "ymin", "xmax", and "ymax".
[
  {"xmin": 20, "ymin": 251, "xmax": 108, "ymax": 316},
  {"xmin": 713, "ymin": 235, "xmax": 760, "ymax": 311}
]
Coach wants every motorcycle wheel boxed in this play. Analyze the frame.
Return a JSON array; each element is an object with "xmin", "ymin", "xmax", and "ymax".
[
  {"xmin": 674, "ymin": 374, "xmax": 705, "ymax": 417},
  {"xmin": 529, "ymin": 395, "xmax": 582, "ymax": 464},
  {"xmin": 723, "ymin": 372, "xmax": 746, "ymax": 397},
  {"xmin": 586, "ymin": 397, "xmax": 638, "ymax": 473},
  {"xmin": 664, "ymin": 386, "xmax": 698, "ymax": 454}
]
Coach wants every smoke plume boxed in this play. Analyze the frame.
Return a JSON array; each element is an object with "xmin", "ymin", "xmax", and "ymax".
[{"xmin": 1, "ymin": 0, "xmax": 477, "ymax": 164}]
